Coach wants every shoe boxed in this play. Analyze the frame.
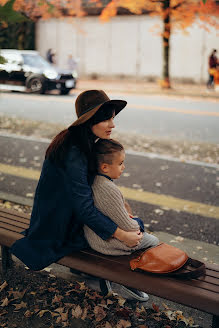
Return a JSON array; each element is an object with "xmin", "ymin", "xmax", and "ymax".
[
  {"xmin": 99, "ymin": 279, "xmax": 112, "ymax": 296},
  {"xmin": 111, "ymin": 282, "xmax": 149, "ymax": 302}
]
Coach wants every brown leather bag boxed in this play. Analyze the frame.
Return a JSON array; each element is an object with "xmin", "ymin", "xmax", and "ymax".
[{"xmin": 130, "ymin": 243, "xmax": 206, "ymax": 279}]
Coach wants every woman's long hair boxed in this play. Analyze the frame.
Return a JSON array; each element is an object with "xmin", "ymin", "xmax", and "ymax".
[{"xmin": 45, "ymin": 104, "xmax": 115, "ymax": 167}]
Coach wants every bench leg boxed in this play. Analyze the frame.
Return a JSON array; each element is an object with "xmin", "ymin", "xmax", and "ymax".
[
  {"xmin": 1, "ymin": 246, "xmax": 13, "ymax": 276},
  {"xmin": 212, "ymin": 315, "xmax": 219, "ymax": 328}
]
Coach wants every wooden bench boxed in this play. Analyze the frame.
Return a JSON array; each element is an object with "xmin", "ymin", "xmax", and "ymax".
[{"xmin": 0, "ymin": 207, "xmax": 218, "ymax": 327}]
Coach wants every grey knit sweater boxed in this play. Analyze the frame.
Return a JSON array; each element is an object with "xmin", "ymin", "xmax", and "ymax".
[{"xmin": 84, "ymin": 175, "xmax": 141, "ymax": 255}]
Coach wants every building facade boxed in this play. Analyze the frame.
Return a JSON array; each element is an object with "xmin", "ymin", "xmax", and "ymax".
[{"xmin": 36, "ymin": 15, "xmax": 218, "ymax": 83}]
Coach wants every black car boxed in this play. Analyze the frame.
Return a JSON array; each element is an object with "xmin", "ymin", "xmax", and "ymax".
[{"xmin": 0, "ymin": 49, "xmax": 77, "ymax": 95}]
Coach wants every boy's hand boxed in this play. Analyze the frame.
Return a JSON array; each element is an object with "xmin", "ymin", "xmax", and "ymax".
[{"xmin": 113, "ymin": 228, "xmax": 143, "ymax": 247}]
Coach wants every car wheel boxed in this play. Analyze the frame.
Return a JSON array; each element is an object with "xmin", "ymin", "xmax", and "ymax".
[
  {"xmin": 60, "ymin": 88, "xmax": 70, "ymax": 95},
  {"xmin": 28, "ymin": 77, "xmax": 45, "ymax": 94}
]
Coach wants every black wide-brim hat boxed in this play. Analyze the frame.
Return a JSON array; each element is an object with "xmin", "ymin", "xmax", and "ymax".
[{"xmin": 69, "ymin": 90, "xmax": 127, "ymax": 127}]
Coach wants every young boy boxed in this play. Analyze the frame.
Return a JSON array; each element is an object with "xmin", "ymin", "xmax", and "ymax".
[{"xmin": 84, "ymin": 139, "xmax": 159, "ymax": 255}]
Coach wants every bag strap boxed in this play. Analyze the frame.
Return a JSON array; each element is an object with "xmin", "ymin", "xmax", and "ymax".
[{"xmin": 169, "ymin": 258, "xmax": 206, "ymax": 279}]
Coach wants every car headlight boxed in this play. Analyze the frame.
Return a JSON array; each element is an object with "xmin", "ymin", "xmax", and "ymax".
[
  {"xmin": 72, "ymin": 70, "xmax": 78, "ymax": 79},
  {"xmin": 44, "ymin": 69, "xmax": 58, "ymax": 80}
]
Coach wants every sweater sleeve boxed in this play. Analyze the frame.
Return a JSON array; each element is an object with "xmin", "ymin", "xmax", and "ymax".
[
  {"xmin": 92, "ymin": 177, "xmax": 139, "ymax": 231},
  {"xmin": 65, "ymin": 147, "xmax": 117, "ymax": 240}
]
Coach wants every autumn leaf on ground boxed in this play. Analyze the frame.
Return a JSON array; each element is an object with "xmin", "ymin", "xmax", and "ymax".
[
  {"xmin": 116, "ymin": 308, "xmax": 131, "ymax": 319},
  {"xmin": 60, "ymin": 309, "xmax": 69, "ymax": 322},
  {"xmin": 37, "ymin": 309, "xmax": 51, "ymax": 317},
  {"xmin": 116, "ymin": 319, "xmax": 131, "ymax": 328},
  {"xmin": 76, "ymin": 281, "xmax": 86, "ymax": 290},
  {"xmin": 13, "ymin": 301, "xmax": 27, "ymax": 310},
  {"xmin": 116, "ymin": 295, "xmax": 126, "ymax": 306},
  {"xmin": 105, "ymin": 322, "xmax": 113, "ymax": 328},
  {"xmin": 71, "ymin": 305, "xmax": 83, "ymax": 318},
  {"xmin": 24, "ymin": 310, "xmax": 32, "ymax": 318},
  {"xmin": 8, "ymin": 289, "xmax": 26, "ymax": 300},
  {"xmin": 52, "ymin": 294, "xmax": 63, "ymax": 304},
  {"xmin": 1, "ymin": 297, "xmax": 9, "ymax": 307},
  {"xmin": 0, "ymin": 281, "xmax": 8, "ymax": 292},
  {"xmin": 94, "ymin": 305, "xmax": 107, "ymax": 322},
  {"xmin": 81, "ymin": 307, "xmax": 88, "ymax": 320},
  {"xmin": 152, "ymin": 303, "xmax": 160, "ymax": 312}
]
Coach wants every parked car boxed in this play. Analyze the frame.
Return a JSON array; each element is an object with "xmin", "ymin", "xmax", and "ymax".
[{"xmin": 0, "ymin": 49, "xmax": 78, "ymax": 95}]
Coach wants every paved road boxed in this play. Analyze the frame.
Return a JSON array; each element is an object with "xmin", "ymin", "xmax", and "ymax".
[
  {"xmin": 1, "ymin": 91, "xmax": 219, "ymax": 143},
  {"xmin": 0, "ymin": 134, "xmax": 218, "ymax": 248}
]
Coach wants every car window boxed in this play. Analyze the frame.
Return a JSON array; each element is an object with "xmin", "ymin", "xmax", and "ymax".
[{"xmin": 22, "ymin": 54, "xmax": 51, "ymax": 68}]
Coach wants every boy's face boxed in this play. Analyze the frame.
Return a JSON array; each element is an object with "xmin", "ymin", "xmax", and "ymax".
[{"xmin": 104, "ymin": 150, "xmax": 125, "ymax": 180}]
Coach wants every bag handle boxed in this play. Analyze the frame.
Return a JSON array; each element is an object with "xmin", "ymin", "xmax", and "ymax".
[{"xmin": 169, "ymin": 258, "xmax": 206, "ymax": 279}]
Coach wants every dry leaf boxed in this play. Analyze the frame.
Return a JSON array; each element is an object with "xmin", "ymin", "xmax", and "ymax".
[
  {"xmin": 60, "ymin": 310, "xmax": 69, "ymax": 322},
  {"xmin": 13, "ymin": 301, "xmax": 27, "ymax": 310},
  {"xmin": 94, "ymin": 305, "xmax": 107, "ymax": 322},
  {"xmin": 105, "ymin": 322, "xmax": 113, "ymax": 328},
  {"xmin": 116, "ymin": 319, "xmax": 131, "ymax": 328},
  {"xmin": 24, "ymin": 310, "xmax": 32, "ymax": 318},
  {"xmin": 52, "ymin": 294, "xmax": 63, "ymax": 304},
  {"xmin": 38, "ymin": 309, "xmax": 50, "ymax": 317},
  {"xmin": 152, "ymin": 303, "xmax": 160, "ymax": 313},
  {"xmin": 72, "ymin": 305, "xmax": 82, "ymax": 318},
  {"xmin": 54, "ymin": 307, "xmax": 64, "ymax": 314},
  {"xmin": 0, "ymin": 281, "xmax": 8, "ymax": 292},
  {"xmin": 1, "ymin": 297, "xmax": 9, "ymax": 307},
  {"xmin": 81, "ymin": 307, "xmax": 88, "ymax": 320},
  {"xmin": 77, "ymin": 281, "xmax": 86, "ymax": 290},
  {"xmin": 117, "ymin": 296, "xmax": 126, "ymax": 306}
]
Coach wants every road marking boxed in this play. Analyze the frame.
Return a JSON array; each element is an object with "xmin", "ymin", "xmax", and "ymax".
[
  {"xmin": 130, "ymin": 104, "xmax": 219, "ymax": 117},
  {"xmin": 0, "ymin": 163, "xmax": 219, "ymax": 220},
  {"xmin": 2, "ymin": 93, "xmax": 219, "ymax": 116}
]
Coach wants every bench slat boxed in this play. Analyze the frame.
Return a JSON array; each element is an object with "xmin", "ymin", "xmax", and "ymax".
[
  {"xmin": 0, "ymin": 211, "xmax": 30, "ymax": 223},
  {"xmin": 0, "ymin": 208, "xmax": 30, "ymax": 220},
  {"xmin": 0, "ymin": 217, "xmax": 28, "ymax": 229}
]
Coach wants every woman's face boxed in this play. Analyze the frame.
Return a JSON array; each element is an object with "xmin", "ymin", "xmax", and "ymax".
[{"xmin": 91, "ymin": 112, "xmax": 115, "ymax": 139}]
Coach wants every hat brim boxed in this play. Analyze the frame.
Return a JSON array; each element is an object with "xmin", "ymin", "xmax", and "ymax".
[{"xmin": 70, "ymin": 99, "xmax": 127, "ymax": 127}]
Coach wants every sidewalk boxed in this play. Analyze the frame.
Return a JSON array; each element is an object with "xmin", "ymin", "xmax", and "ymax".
[{"xmin": 76, "ymin": 77, "xmax": 219, "ymax": 99}]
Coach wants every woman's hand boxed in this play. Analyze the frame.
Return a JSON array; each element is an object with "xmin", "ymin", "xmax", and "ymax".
[{"xmin": 113, "ymin": 227, "xmax": 142, "ymax": 247}]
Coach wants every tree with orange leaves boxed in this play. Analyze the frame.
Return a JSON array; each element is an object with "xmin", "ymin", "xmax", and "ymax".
[{"xmin": 93, "ymin": 0, "xmax": 219, "ymax": 88}]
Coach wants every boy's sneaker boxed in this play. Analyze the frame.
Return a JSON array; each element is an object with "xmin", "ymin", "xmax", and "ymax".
[{"xmin": 100, "ymin": 280, "xmax": 149, "ymax": 302}]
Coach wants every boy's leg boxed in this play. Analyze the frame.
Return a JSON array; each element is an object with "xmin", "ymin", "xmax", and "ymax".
[{"xmin": 137, "ymin": 232, "xmax": 159, "ymax": 250}]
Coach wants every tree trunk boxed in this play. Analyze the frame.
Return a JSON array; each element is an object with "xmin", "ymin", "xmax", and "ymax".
[{"xmin": 162, "ymin": 0, "xmax": 171, "ymax": 88}]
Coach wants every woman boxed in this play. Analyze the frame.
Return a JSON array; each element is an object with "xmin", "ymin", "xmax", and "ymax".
[{"xmin": 11, "ymin": 90, "xmax": 146, "ymax": 300}]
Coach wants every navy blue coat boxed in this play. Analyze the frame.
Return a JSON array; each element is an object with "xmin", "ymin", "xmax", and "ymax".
[{"xmin": 11, "ymin": 145, "xmax": 117, "ymax": 270}]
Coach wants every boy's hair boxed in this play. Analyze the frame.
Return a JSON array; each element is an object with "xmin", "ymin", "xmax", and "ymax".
[{"xmin": 94, "ymin": 139, "xmax": 124, "ymax": 167}]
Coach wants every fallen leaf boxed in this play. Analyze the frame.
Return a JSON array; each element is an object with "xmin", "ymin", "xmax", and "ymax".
[
  {"xmin": 52, "ymin": 294, "xmax": 63, "ymax": 304},
  {"xmin": 152, "ymin": 303, "xmax": 160, "ymax": 313},
  {"xmin": 117, "ymin": 296, "xmax": 126, "ymax": 307},
  {"xmin": 38, "ymin": 309, "xmax": 50, "ymax": 317},
  {"xmin": 105, "ymin": 322, "xmax": 113, "ymax": 328},
  {"xmin": 60, "ymin": 310, "xmax": 68, "ymax": 322},
  {"xmin": 116, "ymin": 319, "xmax": 131, "ymax": 328},
  {"xmin": 1, "ymin": 297, "xmax": 9, "ymax": 307},
  {"xmin": 24, "ymin": 310, "xmax": 32, "ymax": 318},
  {"xmin": 0, "ymin": 281, "xmax": 8, "ymax": 292},
  {"xmin": 13, "ymin": 301, "xmax": 27, "ymax": 310},
  {"xmin": 81, "ymin": 307, "xmax": 88, "ymax": 320},
  {"xmin": 77, "ymin": 281, "xmax": 86, "ymax": 290},
  {"xmin": 71, "ymin": 305, "xmax": 82, "ymax": 319},
  {"xmin": 94, "ymin": 305, "xmax": 107, "ymax": 322}
]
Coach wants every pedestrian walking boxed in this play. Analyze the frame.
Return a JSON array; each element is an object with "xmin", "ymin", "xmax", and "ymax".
[{"xmin": 207, "ymin": 49, "xmax": 218, "ymax": 89}]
